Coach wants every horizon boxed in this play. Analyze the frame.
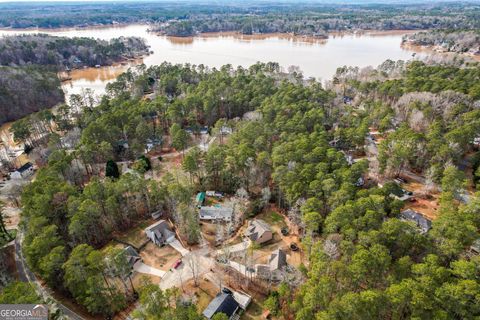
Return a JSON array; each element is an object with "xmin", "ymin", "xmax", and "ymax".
[{"xmin": 1, "ymin": 0, "xmax": 479, "ymax": 3}]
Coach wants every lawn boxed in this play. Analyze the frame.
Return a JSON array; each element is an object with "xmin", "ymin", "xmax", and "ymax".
[
  {"xmin": 241, "ymin": 298, "xmax": 266, "ymax": 320},
  {"xmin": 117, "ymin": 219, "xmax": 154, "ymax": 247},
  {"xmin": 257, "ymin": 209, "xmax": 287, "ymax": 228}
]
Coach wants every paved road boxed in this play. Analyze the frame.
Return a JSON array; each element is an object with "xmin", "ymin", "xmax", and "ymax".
[{"xmin": 15, "ymin": 234, "xmax": 85, "ymax": 320}]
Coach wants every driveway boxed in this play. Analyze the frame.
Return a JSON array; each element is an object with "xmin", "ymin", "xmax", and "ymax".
[
  {"xmin": 215, "ymin": 240, "xmax": 250, "ymax": 257},
  {"xmin": 169, "ymin": 239, "xmax": 189, "ymax": 256},
  {"xmin": 133, "ymin": 261, "xmax": 166, "ymax": 278},
  {"xmin": 159, "ymin": 251, "xmax": 215, "ymax": 290}
]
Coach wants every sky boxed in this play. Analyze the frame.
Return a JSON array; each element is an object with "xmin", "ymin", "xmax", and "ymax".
[{"xmin": 0, "ymin": 0, "xmax": 472, "ymax": 2}]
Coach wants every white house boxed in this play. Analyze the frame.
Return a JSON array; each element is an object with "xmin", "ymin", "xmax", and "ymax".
[
  {"xmin": 10, "ymin": 162, "xmax": 34, "ymax": 180},
  {"xmin": 199, "ymin": 206, "xmax": 233, "ymax": 222}
]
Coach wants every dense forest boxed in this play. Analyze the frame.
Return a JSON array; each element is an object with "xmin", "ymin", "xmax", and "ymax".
[
  {"xmin": 0, "ymin": 34, "xmax": 148, "ymax": 68},
  {"xmin": 1, "ymin": 1, "xmax": 479, "ymax": 35},
  {"xmin": 0, "ymin": 66, "xmax": 64, "ymax": 124},
  {"xmin": 4, "ymin": 58, "xmax": 478, "ymax": 318},
  {"xmin": 404, "ymin": 30, "xmax": 480, "ymax": 54}
]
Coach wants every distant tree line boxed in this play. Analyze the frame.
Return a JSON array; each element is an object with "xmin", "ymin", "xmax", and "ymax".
[
  {"xmin": 155, "ymin": 8, "xmax": 480, "ymax": 37},
  {"xmin": 0, "ymin": 1, "xmax": 479, "ymax": 33}
]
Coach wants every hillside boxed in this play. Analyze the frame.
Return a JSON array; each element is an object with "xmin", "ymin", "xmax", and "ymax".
[{"xmin": 0, "ymin": 66, "xmax": 64, "ymax": 124}]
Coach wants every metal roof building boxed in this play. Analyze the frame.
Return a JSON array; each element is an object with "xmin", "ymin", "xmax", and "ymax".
[{"xmin": 202, "ymin": 292, "xmax": 240, "ymax": 319}]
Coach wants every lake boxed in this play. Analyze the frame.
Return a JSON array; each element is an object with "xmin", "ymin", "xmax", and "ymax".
[{"xmin": 0, "ymin": 24, "xmax": 429, "ymax": 98}]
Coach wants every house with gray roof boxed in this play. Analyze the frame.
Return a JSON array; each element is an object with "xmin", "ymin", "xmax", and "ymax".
[
  {"xmin": 145, "ymin": 220, "xmax": 176, "ymax": 246},
  {"xmin": 245, "ymin": 219, "xmax": 272, "ymax": 244},
  {"xmin": 269, "ymin": 248, "xmax": 287, "ymax": 271},
  {"xmin": 400, "ymin": 209, "xmax": 432, "ymax": 234},
  {"xmin": 256, "ymin": 249, "xmax": 288, "ymax": 281},
  {"xmin": 199, "ymin": 206, "xmax": 233, "ymax": 222},
  {"xmin": 202, "ymin": 292, "xmax": 240, "ymax": 319}
]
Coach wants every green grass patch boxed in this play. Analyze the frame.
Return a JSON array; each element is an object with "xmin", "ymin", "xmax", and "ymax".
[
  {"xmin": 241, "ymin": 299, "xmax": 265, "ymax": 320},
  {"xmin": 260, "ymin": 210, "xmax": 286, "ymax": 227},
  {"xmin": 118, "ymin": 225, "xmax": 148, "ymax": 247}
]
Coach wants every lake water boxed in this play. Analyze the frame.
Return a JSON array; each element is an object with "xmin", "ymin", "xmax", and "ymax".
[{"xmin": 0, "ymin": 24, "xmax": 428, "ymax": 98}]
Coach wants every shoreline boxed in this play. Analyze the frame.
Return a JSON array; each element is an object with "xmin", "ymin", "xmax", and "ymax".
[
  {"xmin": 401, "ymin": 41, "xmax": 480, "ymax": 62},
  {"xmin": 159, "ymin": 29, "xmax": 424, "ymax": 43},
  {"xmin": 1, "ymin": 23, "xmax": 422, "ymax": 42}
]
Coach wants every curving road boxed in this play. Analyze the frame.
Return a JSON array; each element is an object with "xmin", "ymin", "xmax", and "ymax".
[{"xmin": 14, "ymin": 234, "xmax": 85, "ymax": 320}]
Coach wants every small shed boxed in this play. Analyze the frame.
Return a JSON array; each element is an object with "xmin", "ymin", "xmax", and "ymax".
[{"xmin": 196, "ymin": 192, "xmax": 206, "ymax": 207}]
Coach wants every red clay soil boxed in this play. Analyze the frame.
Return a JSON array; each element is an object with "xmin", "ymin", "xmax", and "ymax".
[{"xmin": 404, "ymin": 197, "xmax": 439, "ymax": 221}]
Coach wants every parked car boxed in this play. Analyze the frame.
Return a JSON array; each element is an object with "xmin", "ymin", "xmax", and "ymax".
[
  {"xmin": 173, "ymin": 259, "xmax": 182, "ymax": 269},
  {"xmin": 222, "ymin": 288, "xmax": 233, "ymax": 295},
  {"xmin": 216, "ymin": 257, "xmax": 227, "ymax": 264},
  {"xmin": 394, "ymin": 177, "xmax": 407, "ymax": 184}
]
